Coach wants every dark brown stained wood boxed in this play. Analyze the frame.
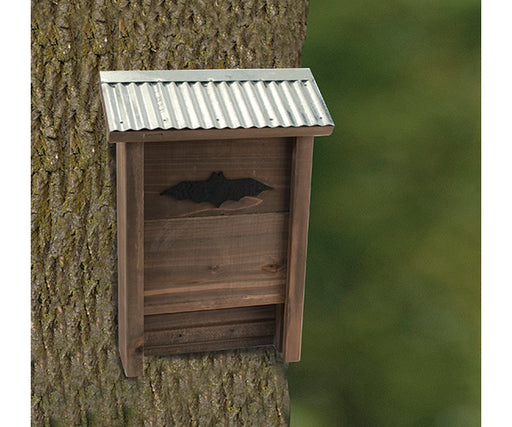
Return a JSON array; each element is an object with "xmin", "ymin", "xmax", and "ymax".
[
  {"xmin": 144, "ymin": 320, "xmax": 275, "ymax": 347},
  {"xmin": 145, "ymin": 336, "xmax": 275, "ymax": 357},
  {"xmin": 144, "ymin": 139, "xmax": 292, "ymax": 220},
  {"xmin": 117, "ymin": 142, "xmax": 145, "ymax": 377},
  {"xmin": 145, "ymin": 320, "xmax": 275, "ymax": 348},
  {"xmin": 145, "ymin": 305, "xmax": 276, "ymax": 332},
  {"xmin": 144, "ymin": 213, "xmax": 288, "ymax": 315},
  {"xmin": 109, "ymin": 125, "xmax": 334, "ymax": 143},
  {"xmin": 282, "ymin": 137, "xmax": 314, "ymax": 362},
  {"xmin": 144, "ymin": 284, "xmax": 285, "ymax": 315},
  {"xmin": 144, "ymin": 306, "xmax": 276, "ymax": 356}
]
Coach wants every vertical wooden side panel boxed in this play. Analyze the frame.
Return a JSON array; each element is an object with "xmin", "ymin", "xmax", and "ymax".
[
  {"xmin": 117, "ymin": 142, "xmax": 145, "ymax": 377},
  {"xmin": 282, "ymin": 137, "xmax": 314, "ymax": 362}
]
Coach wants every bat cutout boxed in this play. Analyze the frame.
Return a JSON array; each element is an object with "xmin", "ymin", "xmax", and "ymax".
[{"xmin": 160, "ymin": 172, "xmax": 273, "ymax": 208}]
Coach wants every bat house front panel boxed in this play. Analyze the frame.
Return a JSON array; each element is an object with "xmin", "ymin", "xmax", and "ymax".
[
  {"xmin": 143, "ymin": 138, "xmax": 292, "ymax": 317},
  {"xmin": 144, "ymin": 138, "xmax": 292, "ymax": 219}
]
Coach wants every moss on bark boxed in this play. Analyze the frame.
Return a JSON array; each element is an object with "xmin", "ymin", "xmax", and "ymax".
[{"xmin": 31, "ymin": 0, "xmax": 308, "ymax": 424}]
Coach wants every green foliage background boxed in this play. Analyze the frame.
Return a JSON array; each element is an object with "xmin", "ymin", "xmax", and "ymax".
[{"xmin": 289, "ymin": 1, "xmax": 480, "ymax": 425}]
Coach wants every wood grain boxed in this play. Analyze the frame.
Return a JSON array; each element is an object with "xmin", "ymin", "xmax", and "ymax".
[
  {"xmin": 145, "ymin": 336, "xmax": 275, "ymax": 356},
  {"xmin": 144, "ymin": 305, "xmax": 276, "ymax": 356},
  {"xmin": 109, "ymin": 125, "xmax": 334, "ymax": 143},
  {"xmin": 282, "ymin": 137, "xmax": 314, "ymax": 362},
  {"xmin": 144, "ymin": 138, "xmax": 292, "ymax": 219},
  {"xmin": 144, "ymin": 285, "xmax": 285, "ymax": 315},
  {"xmin": 145, "ymin": 305, "xmax": 276, "ymax": 332},
  {"xmin": 117, "ymin": 142, "xmax": 145, "ymax": 377},
  {"xmin": 144, "ymin": 213, "xmax": 288, "ymax": 315}
]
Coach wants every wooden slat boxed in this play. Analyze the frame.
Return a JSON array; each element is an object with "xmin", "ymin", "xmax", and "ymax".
[
  {"xmin": 145, "ymin": 305, "xmax": 276, "ymax": 332},
  {"xmin": 117, "ymin": 142, "xmax": 145, "ymax": 377},
  {"xmin": 144, "ymin": 284, "xmax": 285, "ymax": 315},
  {"xmin": 144, "ymin": 305, "xmax": 276, "ymax": 356},
  {"xmin": 145, "ymin": 336, "xmax": 274, "ymax": 357},
  {"xmin": 144, "ymin": 138, "xmax": 292, "ymax": 219},
  {"xmin": 145, "ymin": 321, "xmax": 275, "ymax": 347},
  {"xmin": 144, "ymin": 213, "xmax": 288, "ymax": 315},
  {"xmin": 109, "ymin": 125, "xmax": 334, "ymax": 143},
  {"xmin": 282, "ymin": 137, "xmax": 314, "ymax": 362}
]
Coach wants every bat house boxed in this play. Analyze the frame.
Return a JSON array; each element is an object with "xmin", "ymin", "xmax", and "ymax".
[{"xmin": 99, "ymin": 69, "xmax": 334, "ymax": 377}]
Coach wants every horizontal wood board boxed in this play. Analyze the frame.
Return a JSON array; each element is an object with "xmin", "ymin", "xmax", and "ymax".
[
  {"xmin": 144, "ymin": 305, "xmax": 276, "ymax": 356},
  {"xmin": 144, "ymin": 138, "xmax": 292, "ymax": 219},
  {"xmin": 144, "ymin": 213, "xmax": 289, "ymax": 315},
  {"xmin": 144, "ymin": 336, "xmax": 274, "ymax": 356},
  {"xmin": 109, "ymin": 125, "xmax": 334, "ymax": 143}
]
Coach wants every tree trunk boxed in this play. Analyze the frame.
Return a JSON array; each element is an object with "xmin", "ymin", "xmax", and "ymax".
[{"xmin": 31, "ymin": 0, "xmax": 308, "ymax": 425}]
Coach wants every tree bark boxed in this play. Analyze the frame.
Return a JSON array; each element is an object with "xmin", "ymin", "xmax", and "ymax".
[{"xmin": 31, "ymin": 0, "xmax": 308, "ymax": 424}]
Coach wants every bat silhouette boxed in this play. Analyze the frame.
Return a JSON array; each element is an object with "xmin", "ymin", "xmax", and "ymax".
[{"xmin": 160, "ymin": 172, "xmax": 273, "ymax": 208}]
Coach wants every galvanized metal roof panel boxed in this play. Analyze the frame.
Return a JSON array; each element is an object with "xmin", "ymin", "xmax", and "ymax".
[{"xmin": 99, "ymin": 68, "xmax": 334, "ymax": 133}]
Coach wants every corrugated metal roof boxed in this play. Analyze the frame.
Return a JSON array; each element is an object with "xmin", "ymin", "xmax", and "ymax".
[{"xmin": 99, "ymin": 68, "xmax": 334, "ymax": 133}]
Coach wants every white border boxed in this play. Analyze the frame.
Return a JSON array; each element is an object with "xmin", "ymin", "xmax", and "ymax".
[
  {"xmin": 0, "ymin": 1, "xmax": 30, "ymax": 425},
  {"xmin": 482, "ymin": 0, "xmax": 512, "ymax": 425}
]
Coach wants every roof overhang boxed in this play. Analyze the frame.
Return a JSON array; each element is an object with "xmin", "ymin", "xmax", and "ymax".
[{"xmin": 107, "ymin": 125, "xmax": 334, "ymax": 143}]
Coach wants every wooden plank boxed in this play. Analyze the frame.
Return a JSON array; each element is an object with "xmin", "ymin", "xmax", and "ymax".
[
  {"xmin": 144, "ymin": 305, "xmax": 276, "ymax": 332},
  {"xmin": 144, "ymin": 138, "xmax": 292, "ymax": 220},
  {"xmin": 144, "ymin": 335, "xmax": 274, "ymax": 357},
  {"xmin": 108, "ymin": 125, "xmax": 334, "ymax": 143},
  {"xmin": 117, "ymin": 142, "xmax": 145, "ymax": 377},
  {"xmin": 144, "ymin": 213, "xmax": 288, "ymax": 315},
  {"xmin": 145, "ymin": 320, "xmax": 275, "ymax": 348},
  {"xmin": 144, "ymin": 284, "xmax": 285, "ymax": 315},
  {"xmin": 282, "ymin": 137, "xmax": 314, "ymax": 362}
]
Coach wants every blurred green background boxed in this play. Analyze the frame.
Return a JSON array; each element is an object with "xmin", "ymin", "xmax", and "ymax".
[{"xmin": 289, "ymin": 1, "xmax": 480, "ymax": 425}]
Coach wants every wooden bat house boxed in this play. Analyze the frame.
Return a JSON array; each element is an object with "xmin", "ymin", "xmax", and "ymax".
[{"xmin": 99, "ymin": 68, "xmax": 334, "ymax": 377}]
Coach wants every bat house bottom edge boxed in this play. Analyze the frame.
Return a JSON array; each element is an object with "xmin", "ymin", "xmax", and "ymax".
[{"xmin": 143, "ymin": 304, "xmax": 283, "ymax": 357}]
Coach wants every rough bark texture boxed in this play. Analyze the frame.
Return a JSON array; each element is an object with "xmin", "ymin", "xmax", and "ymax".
[{"xmin": 31, "ymin": 0, "xmax": 308, "ymax": 425}]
